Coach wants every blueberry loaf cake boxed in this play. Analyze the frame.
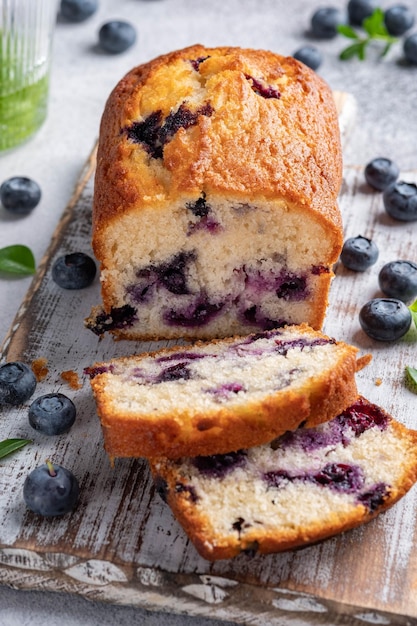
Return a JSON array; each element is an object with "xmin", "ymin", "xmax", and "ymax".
[
  {"xmin": 85, "ymin": 325, "xmax": 366, "ymax": 460},
  {"xmin": 150, "ymin": 397, "xmax": 417, "ymax": 560},
  {"xmin": 87, "ymin": 44, "xmax": 343, "ymax": 340}
]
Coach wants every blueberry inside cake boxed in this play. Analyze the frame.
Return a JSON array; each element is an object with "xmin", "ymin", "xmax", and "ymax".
[
  {"xmin": 150, "ymin": 397, "xmax": 417, "ymax": 560},
  {"xmin": 85, "ymin": 324, "xmax": 363, "ymax": 460},
  {"xmin": 87, "ymin": 45, "xmax": 343, "ymax": 340}
]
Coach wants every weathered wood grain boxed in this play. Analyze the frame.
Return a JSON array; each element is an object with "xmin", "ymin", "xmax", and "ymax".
[{"xmin": 1, "ymin": 94, "xmax": 417, "ymax": 626}]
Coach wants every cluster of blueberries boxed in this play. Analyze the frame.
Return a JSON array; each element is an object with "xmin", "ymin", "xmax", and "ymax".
[
  {"xmin": 60, "ymin": 0, "xmax": 137, "ymax": 54},
  {"xmin": 339, "ymin": 157, "xmax": 417, "ymax": 341},
  {"xmin": 0, "ymin": 361, "xmax": 79, "ymax": 516},
  {"xmin": 0, "ymin": 176, "xmax": 97, "ymax": 516},
  {"xmin": 293, "ymin": 0, "xmax": 417, "ymax": 70}
]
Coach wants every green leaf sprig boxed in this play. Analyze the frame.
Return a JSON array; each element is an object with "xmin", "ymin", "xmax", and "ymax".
[
  {"xmin": 0, "ymin": 245, "xmax": 36, "ymax": 275},
  {"xmin": 0, "ymin": 438, "xmax": 31, "ymax": 460},
  {"xmin": 405, "ymin": 366, "xmax": 417, "ymax": 393},
  {"xmin": 337, "ymin": 8, "xmax": 398, "ymax": 61}
]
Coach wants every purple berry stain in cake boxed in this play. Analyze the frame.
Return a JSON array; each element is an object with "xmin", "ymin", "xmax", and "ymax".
[
  {"xmin": 175, "ymin": 482, "xmax": 199, "ymax": 503},
  {"xmin": 126, "ymin": 102, "xmax": 213, "ymax": 159},
  {"xmin": 276, "ymin": 274, "xmax": 308, "ymax": 301},
  {"xmin": 157, "ymin": 362, "xmax": 192, "ymax": 382},
  {"xmin": 242, "ymin": 305, "xmax": 287, "ymax": 331},
  {"xmin": 84, "ymin": 363, "xmax": 115, "ymax": 379},
  {"xmin": 189, "ymin": 56, "xmax": 211, "ymax": 71},
  {"xmin": 278, "ymin": 417, "xmax": 346, "ymax": 452},
  {"xmin": 193, "ymin": 450, "xmax": 247, "ymax": 478},
  {"xmin": 312, "ymin": 463, "xmax": 364, "ymax": 493},
  {"xmin": 156, "ymin": 351, "xmax": 208, "ymax": 364},
  {"xmin": 86, "ymin": 305, "xmax": 137, "ymax": 336},
  {"xmin": 265, "ymin": 462, "xmax": 364, "ymax": 494},
  {"xmin": 357, "ymin": 483, "xmax": 389, "ymax": 512},
  {"xmin": 338, "ymin": 399, "xmax": 389, "ymax": 437},
  {"xmin": 205, "ymin": 381, "xmax": 245, "ymax": 401},
  {"xmin": 186, "ymin": 194, "xmax": 222, "ymax": 235},
  {"xmin": 245, "ymin": 74, "xmax": 281, "ymax": 99},
  {"xmin": 165, "ymin": 297, "xmax": 224, "ymax": 328},
  {"xmin": 127, "ymin": 252, "xmax": 196, "ymax": 303},
  {"xmin": 157, "ymin": 252, "xmax": 195, "ymax": 295},
  {"xmin": 186, "ymin": 194, "xmax": 210, "ymax": 218}
]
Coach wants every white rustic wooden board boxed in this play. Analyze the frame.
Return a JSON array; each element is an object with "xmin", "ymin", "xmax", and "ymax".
[{"xmin": 1, "ymin": 93, "xmax": 417, "ymax": 626}]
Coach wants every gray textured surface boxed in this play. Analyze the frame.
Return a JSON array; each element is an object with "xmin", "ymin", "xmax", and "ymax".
[{"xmin": 1, "ymin": 0, "xmax": 417, "ymax": 624}]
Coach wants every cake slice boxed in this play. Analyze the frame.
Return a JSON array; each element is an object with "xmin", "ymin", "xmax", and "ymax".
[
  {"xmin": 150, "ymin": 397, "xmax": 417, "ymax": 560},
  {"xmin": 86, "ymin": 324, "xmax": 366, "ymax": 460},
  {"xmin": 87, "ymin": 45, "xmax": 343, "ymax": 341}
]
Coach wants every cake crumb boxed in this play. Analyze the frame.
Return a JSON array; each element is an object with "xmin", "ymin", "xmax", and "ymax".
[
  {"xmin": 61, "ymin": 370, "xmax": 82, "ymax": 390},
  {"xmin": 31, "ymin": 358, "xmax": 48, "ymax": 382},
  {"xmin": 375, "ymin": 378, "xmax": 382, "ymax": 386}
]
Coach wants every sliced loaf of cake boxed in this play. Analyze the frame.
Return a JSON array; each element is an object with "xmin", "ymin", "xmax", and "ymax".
[
  {"xmin": 86, "ymin": 324, "xmax": 366, "ymax": 460},
  {"xmin": 150, "ymin": 397, "xmax": 417, "ymax": 560},
  {"xmin": 87, "ymin": 45, "xmax": 343, "ymax": 341}
]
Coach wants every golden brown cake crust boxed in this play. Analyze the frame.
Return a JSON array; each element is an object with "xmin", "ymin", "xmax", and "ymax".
[{"xmin": 92, "ymin": 44, "xmax": 343, "ymax": 264}]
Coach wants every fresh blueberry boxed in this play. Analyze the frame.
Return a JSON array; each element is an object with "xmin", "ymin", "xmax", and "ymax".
[
  {"xmin": 347, "ymin": 0, "xmax": 377, "ymax": 25},
  {"xmin": 311, "ymin": 7, "xmax": 347, "ymax": 38},
  {"xmin": 0, "ymin": 177, "xmax": 41, "ymax": 216},
  {"xmin": 383, "ymin": 181, "xmax": 417, "ymax": 221},
  {"xmin": 293, "ymin": 46, "xmax": 322, "ymax": 70},
  {"xmin": 404, "ymin": 32, "xmax": 417, "ymax": 64},
  {"xmin": 378, "ymin": 260, "xmax": 417, "ymax": 302},
  {"xmin": 23, "ymin": 461, "xmax": 79, "ymax": 516},
  {"xmin": 0, "ymin": 362, "xmax": 37, "ymax": 406},
  {"xmin": 98, "ymin": 20, "xmax": 137, "ymax": 54},
  {"xmin": 359, "ymin": 298, "xmax": 412, "ymax": 341},
  {"xmin": 52, "ymin": 252, "xmax": 96, "ymax": 289},
  {"xmin": 364, "ymin": 157, "xmax": 399, "ymax": 191},
  {"xmin": 28, "ymin": 393, "xmax": 76, "ymax": 436},
  {"xmin": 60, "ymin": 0, "xmax": 98, "ymax": 22},
  {"xmin": 340, "ymin": 235, "xmax": 379, "ymax": 271},
  {"xmin": 384, "ymin": 5, "xmax": 415, "ymax": 36}
]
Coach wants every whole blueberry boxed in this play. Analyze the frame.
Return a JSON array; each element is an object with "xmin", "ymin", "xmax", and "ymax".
[
  {"xmin": 0, "ymin": 177, "xmax": 41, "ymax": 216},
  {"xmin": 98, "ymin": 21, "xmax": 137, "ymax": 54},
  {"xmin": 404, "ymin": 32, "xmax": 417, "ymax": 64},
  {"xmin": 311, "ymin": 7, "xmax": 347, "ymax": 38},
  {"xmin": 293, "ymin": 46, "xmax": 322, "ymax": 70},
  {"xmin": 383, "ymin": 181, "xmax": 417, "ymax": 221},
  {"xmin": 60, "ymin": 0, "xmax": 98, "ymax": 22},
  {"xmin": 347, "ymin": 0, "xmax": 377, "ymax": 25},
  {"xmin": 52, "ymin": 252, "xmax": 96, "ymax": 289},
  {"xmin": 384, "ymin": 5, "xmax": 415, "ymax": 36},
  {"xmin": 29, "ymin": 393, "xmax": 76, "ymax": 436},
  {"xmin": 0, "ymin": 362, "xmax": 37, "ymax": 406},
  {"xmin": 378, "ymin": 260, "xmax": 417, "ymax": 302},
  {"xmin": 364, "ymin": 157, "xmax": 399, "ymax": 191},
  {"xmin": 340, "ymin": 235, "xmax": 379, "ymax": 271},
  {"xmin": 359, "ymin": 298, "xmax": 412, "ymax": 341},
  {"xmin": 23, "ymin": 462, "xmax": 79, "ymax": 516}
]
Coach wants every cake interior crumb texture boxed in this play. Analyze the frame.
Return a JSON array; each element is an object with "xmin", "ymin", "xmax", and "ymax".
[
  {"xmin": 86, "ymin": 325, "xmax": 361, "ymax": 459},
  {"xmin": 151, "ymin": 398, "xmax": 417, "ymax": 560},
  {"xmin": 88, "ymin": 45, "xmax": 343, "ymax": 340}
]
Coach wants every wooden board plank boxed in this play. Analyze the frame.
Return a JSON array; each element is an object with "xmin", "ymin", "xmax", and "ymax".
[{"xmin": 1, "ymin": 94, "xmax": 417, "ymax": 626}]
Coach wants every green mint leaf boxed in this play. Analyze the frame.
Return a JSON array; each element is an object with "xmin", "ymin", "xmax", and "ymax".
[
  {"xmin": 340, "ymin": 41, "xmax": 368, "ymax": 60},
  {"xmin": 0, "ymin": 245, "xmax": 36, "ymax": 275},
  {"xmin": 405, "ymin": 366, "xmax": 417, "ymax": 392},
  {"xmin": 409, "ymin": 299, "xmax": 417, "ymax": 329},
  {"xmin": 363, "ymin": 8, "xmax": 387, "ymax": 37},
  {"xmin": 337, "ymin": 24, "xmax": 360, "ymax": 39},
  {"xmin": 0, "ymin": 438, "xmax": 31, "ymax": 460}
]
